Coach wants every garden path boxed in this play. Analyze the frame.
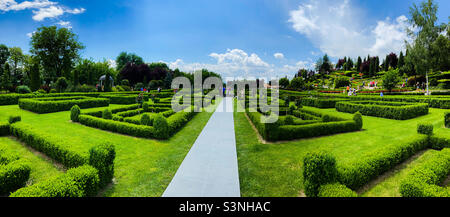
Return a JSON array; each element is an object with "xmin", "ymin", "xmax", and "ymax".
[{"xmin": 162, "ymin": 97, "xmax": 240, "ymax": 197}]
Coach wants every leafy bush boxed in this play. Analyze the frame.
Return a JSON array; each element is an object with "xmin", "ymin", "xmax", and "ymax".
[
  {"xmin": 336, "ymin": 101, "xmax": 429, "ymax": 120},
  {"xmin": 0, "ymin": 159, "xmax": 31, "ymax": 195},
  {"xmin": 56, "ymin": 77, "xmax": 69, "ymax": 92},
  {"xmin": 399, "ymin": 149, "xmax": 450, "ymax": 197},
  {"xmin": 322, "ymin": 114, "xmax": 330, "ymax": 122},
  {"xmin": 141, "ymin": 114, "xmax": 152, "ymax": 126},
  {"xmin": 102, "ymin": 109, "xmax": 113, "ymax": 120},
  {"xmin": 317, "ymin": 183, "xmax": 358, "ymax": 197},
  {"xmin": 10, "ymin": 165, "xmax": 99, "ymax": 197},
  {"xmin": 334, "ymin": 76, "xmax": 350, "ymax": 88},
  {"xmin": 417, "ymin": 123, "xmax": 433, "ymax": 136},
  {"xmin": 353, "ymin": 112, "xmax": 363, "ymax": 130},
  {"xmin": 16, "ymin": 85, "xmax": 31, "ymax": 94},
  {"xmin": 153, "ymin": 114, "xmax": 169, "ymax": 139},
  {"xmin": 89, "ymin": 143, "xmax": 115, "ymax": 187},
  {"xmin": 303, "ymin": 151, "xmax": 337, "ymax": 197},
  {"xmin": 0, "ymin": 122, "xmax": 9, "ymax": 136},
  {"xmin": 284, "ymin": 115, "xmax": 294, "ymax": 125},
  {"xmin": 70, "ymin": 105, "xmax": 81, "ymax": 122},
  {"xmin": 8, "ymin": 115, "xmax": 21, "ymax": 124}
]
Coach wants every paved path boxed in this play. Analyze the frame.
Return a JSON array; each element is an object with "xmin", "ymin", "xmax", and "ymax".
[{"xmin": 162, "ymin": 97, "xmax": 240, "ymax": 197}]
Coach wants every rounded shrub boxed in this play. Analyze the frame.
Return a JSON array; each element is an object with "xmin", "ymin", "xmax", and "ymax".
[
  {"xmin": 303, "ymin": 151, "xmax": 337, "ymax": 197},
  {"xmin": 322, "ymin": 114, "xmax": 331, "ymax": 122},
  {"xmin": 289, "ymin": 104, "xmax": 296, "ymax": 115},
  {"xmin": 417, "ymin": 123, "xmax": 433, "ymax": 136},
  {"xmin": 141, "ymin": 114, "xmax": 152, "ymax": 126},
  {"xmin": 89, "ymin": 143, "xmax": 115, "ymax": 188},
  {"xmin": 284, "ymin": 115, "xmax": 294, "ymax": 125},
  {"xmin": 16, "ymin": 85, "xmax": 31, "ymax": 94},
  {"xmin": 102, "ymin": 109, "xmax": 113, "ymax": 120},
  {"xmin": 70, "ymin": 105, "xmax": 81, "ymax": 122},
  {"xmin": 353, "ymin": 112, "xmax": 363, "ymax": 130},
  {"xmin": 153, "ymin": 114, "xmax": 169, "ymax": 139}
]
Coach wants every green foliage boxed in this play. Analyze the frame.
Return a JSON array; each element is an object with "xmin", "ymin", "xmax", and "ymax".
[
  {"xmin": 279, "ymin": 77, "xmax": 289, "ymax": 89},
  {"xmin": 0, "ymin": 122, "xmax": 9, "ymax": 136},
  {"xmin": 289, "ymin": 77, "xmax": 305, "ymax": 90},
  {"xmin": 102, "ymin": 109, "xmax": 113, "ymax": 120},
  {"xmin": 56, "ymin": 77, "xmax": 69, "ymax": 92},
  {"xmin": 317, "ymin": 183, "xmax": 358, "ymax": 197},
  {"xmin": 400, "ymin": 149, "xmax": 450, "ymax": 197},
  {"xmin": 10, "ymin": 122, "xmax": 88, "ymax": 168},
  {"xmin": 141, "ymin": 114, "xmax": 152, "ymax": 126},
  {"xmin": 8, "ymin": 115, "xmax": 21, "ymax": 124},
  {"xmin": 19, "ymin": 96, "xmax": 109, "ymax": 114},
  {"xmin": 353, "ymin": 112, "xmax": 363, "ymax": 130},
  {"xmin": 29, "ymin": 58, "xmax": 41, "ymax": 91},
  {"xmin": 30, "ymin": 26, "xmax": 84, "ymax": 80},
  {"xmin": 300, "ymin": 98, "xmax": 348, "ymax": 108},
  {"xmin": 143, "ymin": 102, "xmax": 149, "ymax": 112},
  {"xmin": 303, "ymin": 151, "xmax": 337, "ymax": 197},
  {"xmin": 445, "ymin": 112, "xmax": 450, "ymax": 128},
  {"xmin": 70, "ymin": 105, "xmax": 81, "ymax": 122},
  {"xmin": 336, "ymin": 101, "xmax": 429, "ymax": 120},
  {"xmin": 11, "ymin": 165, "xmax": 99, "ymax": 197},
  {"xmin": 78, "ymin": 115, "xmax": 155, "ymax": 138},
  {"xmin": 153, "ymin": 114, "xmax": 169, "ymax": 139},
  {"xmin": 417, "ymin": 123, "xmax": 433, "ymax": 135},
  {"xmin": 0, "ymin": 159, "xmax": 31, "ymax": 195},
  {"xmin": 15, "ymin": 85, "xmax": 31, "ymax": 94},
  {"xmin": 89, "ymin": 143, "xmax": 115, "ymax": 187},
  {"xmin": 334, "ymin": 76, "xmax": 350, "ymax": 88},
  {"xmin": 382, "ymin": 70, "xmax": 400, "ymax": 92}
]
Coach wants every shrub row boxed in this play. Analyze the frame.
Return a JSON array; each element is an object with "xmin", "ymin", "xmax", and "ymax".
[
  {"xmin": 101, "ymin": 95, "xmax": 139, "ymax": 104},
  {"xmin": 445, "ymin": 112, "xmax": 450, "ymax": 128},
  {"xmin": 336, "ymin": 101, "xmax": 429, "ymax": 120},
  {"xmin": 0, "ymin": 93, "xmax": 101, "ymax": 105},
  {"xmin": 78, "ymin": 115, "xmax": 155, "ymax": 138},
  {"xmin": 337, "ymin": 135, "xmax": 430, "ymax": 190},
  {"xmin": 300, "ymin": 98, "xmax": 348, "ymax": 108},
  {"xmin": 81, "ymin": 104, "xmax": 139, "ymax": 117},
  {"xmin": 303, "ymin": 151, "xmax": 337, "ymax": 197},
  {"xmin": 277, "ymin": 119, "xmax": 361, "ymax": 141},
  {"xmin": 10, "ymin": 165, "xmax": 99, "ymax": 197},
  {"xmin": 0, "ymin": 122, "xmax": 9, "ymax": 136},
  {"xmin": 19, "ymin": 97, "xmax": 109, "ymax": 114},
  {"xmin": 332, "ymin": 95, "xmax": 450, "ymax": 109},
  {"xmin": 399, "ymin": 149, "xmax": 450, "ymax": 197},
  {"xmin": 11, "ymin": 122, "xmax": 88, "ymax": 168}
]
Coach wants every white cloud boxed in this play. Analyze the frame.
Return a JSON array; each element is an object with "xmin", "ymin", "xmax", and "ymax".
[
  {"xmin": 107, "ymin": 59, "xmax": 117, "ymax": 69},
  {"xmin": 0, "ymin": 0, "xmax": 85, "ymax": 21},
  {"xmin": 274, "ymin": 53, "xmax": 284, "ymax": 59},
  {"xmin": 56, "ymin": 20, "xmax": 71, "ymax": 28},
  {"xmin": 163, "ymin": 49, "xmax": 313, "ymax": 79},
  {"xmin": 26, "ymin": 31, "xmax": 35, "ymax": 37},
  {"xmin": 288, "ymin": 0, "xmax": 410, "ymax": 58}
]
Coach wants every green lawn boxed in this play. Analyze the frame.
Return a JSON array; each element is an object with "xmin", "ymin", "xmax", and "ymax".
[
  {"xmin": 235, "ymin": 104, "xmax": 449, "ymax": 197},
  {"xmin": 0, "ymin": 103, "xmax": 217, "ymax": 197}
]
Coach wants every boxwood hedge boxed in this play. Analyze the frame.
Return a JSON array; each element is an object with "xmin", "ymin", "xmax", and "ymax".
[
  {"xmin": 399, "ymin": 149, "xmax": 450, "ymax": 197},
  {"xmin": 445, "ymin": 112, "xmax": 450, "ymax": 128},
  {"xmin": 78, "ymin": 115, "xmax": 155, "ymax": 138},
  {"xmin": 0, "ymin": 159, "xmax": 31, "ymax": 195},
  {"xmin": 317, "ymin": 183, "xmax": 358, "ymax": 197},
  {"xmin": 336, "ymin": 101, "xmax": 429, "ymax": 120},
  {"xmin": 0, "ymin": 122, "xmax": 9, "ymax": 136},
  {"xmin": 19, "ymin": 96, "xmax": 109, "ymax": 114}
]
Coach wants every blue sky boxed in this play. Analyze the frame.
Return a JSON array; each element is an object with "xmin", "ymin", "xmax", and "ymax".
[{"xmin": 0, "ymin": 0, "xmax": 449, "ymax": 78}]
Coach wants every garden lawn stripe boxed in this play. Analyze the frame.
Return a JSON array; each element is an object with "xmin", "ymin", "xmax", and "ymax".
[{"xmin": 163, "ymin": 97, "xmax": 240, "ymax": 197}]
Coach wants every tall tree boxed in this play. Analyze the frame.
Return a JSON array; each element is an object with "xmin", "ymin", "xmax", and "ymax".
[
  {"xmin": 405, "ymin": 0, "xmax": 447, "ymax": 76},
  {"xmin": 0, "ymin": 44, "xmax": 9, "ymax": 66},
  {"xmin": 30, "ymin": 26, "xmax": 84, "ymax": 82},
  {"xmin": 30, "ymin": 57, "xmax": 41, "ymax": 91},
  {"xmin": 115, "ymin": 52, "xmax": 144, "ymax": 72},
  {"xmin": 398, "ymin": 51, "xmax": 405, "ymax": 69},
  {"xmin": 356, "ymin": 56, "xmax": 362, "ymax": 72}
]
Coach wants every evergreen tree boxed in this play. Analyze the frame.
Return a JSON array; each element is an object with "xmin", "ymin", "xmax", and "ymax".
[
  {"xmin": 384, "ymin": 55, "xmax": 390, "ymax": 71},
  {"xmin": 356, "ymin": 56, "xmax": 362, "ymax": 72},
  {"xmin": 375, "ymin": 57, "xmax": 380, "ymax": 72},
  {"xmin": 30, "ymin": 58, "xmax": 41, "ymax": 91},
  {"xmin": 398, "ymin": 51, "xmax": 405, "ymax": 69}
]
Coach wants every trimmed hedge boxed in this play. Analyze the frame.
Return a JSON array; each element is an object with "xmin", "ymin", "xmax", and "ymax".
[
  {"xmin": 81, "ymin": 104, "xmax": 139, "ymax": 117},
  {"xmin": 8, "ymin": 115, "xmax": 21, "ymax": 124},
  {"xmin": 10, "ymin": 122, "xmax": 88, "ymax": 168},
  {"xmin": 301, "ymin": 98, "xmax": 348, "ymax": 108},
  {"xmin": 417, "ymin": 123, "xmax": 433, "ymax": 136},
  {"xmin": 78, "ymin": 115, "xmax": 155, "ymax": 138},
  {"xmin": 336, "ymin": 101, "xmax": 429, "ymax": 120},
  {"xmin": 445, "ymin": 112, "xmax": 450, "ymax": 128},
  {"xmin": 70, "ymin": 105, "xmax": 81, "ymax": 122},
  {"xmin": 0, "ymin": 92, "xmax": 101, "ymax": 105},
  {"xmin": 278, "ymin": 120, "xmax": 361, "ymax": 141},
  {"xmin": 399, "ymin": 149, "xmax": 450, "ymax": 197},
  {"xmin": 10, "ymin": 165, "xmax": 99, "ymax": 197},
  {"xmin": 337, "ymin": 135, "xmax": 430, "ymax": 190},
  {"xmin": 0, "ymin": 159, "xmax": 31, "ymax": 195},
  {"xmin": 102, "ymin": 109, "xmax": 113, "ymax": 119},
  {"xmin": 0, "ymin": 122, "xmax": 9, "ymax": 136},
  {"xmin": 101, "ymin": 95, "xmax": 138, "ymax": 104},
  {"xmin": 89, "ymin": 143, "xmax": 115, "ymax": 187},
  {"xmin": 303, "ymin": 151, "xmax": 337, "ymax": 197},
  {"xmin": 332, "ymin": 94, "xmax": 450, "ymax": 109},
  {"xmin": 19, "ymin": 96, "xmax": 109, "ymax": 114},
  {"xmin": 317, "ymin": 183, "xmax": 358, "ymax": 197}
]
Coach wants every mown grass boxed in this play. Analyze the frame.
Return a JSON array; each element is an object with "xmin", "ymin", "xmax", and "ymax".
[
  {"xmin": 0, "ymin": 103, "xmax": 216, "ymax": 197},
  {"xmin": 235, "ymin": 104, "xmax": 449, "ymax": 197}
]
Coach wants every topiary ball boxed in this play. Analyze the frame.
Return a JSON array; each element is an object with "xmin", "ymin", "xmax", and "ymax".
[{"xmin": 70, "ymin": 105, "xmax": 81, "ymax": 122}]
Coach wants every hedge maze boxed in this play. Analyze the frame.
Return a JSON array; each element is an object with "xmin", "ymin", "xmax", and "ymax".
[{"xmin": 336, "ymin": 101, "xmax": 429, "ymax": 120}]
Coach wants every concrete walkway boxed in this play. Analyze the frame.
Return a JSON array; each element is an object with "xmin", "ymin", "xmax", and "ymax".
[{"xmin": 162, "ymin": 97, "xmax": 240, "ymax": 197}]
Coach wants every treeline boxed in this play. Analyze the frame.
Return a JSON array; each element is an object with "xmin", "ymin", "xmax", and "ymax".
[{"xmin": 0, "ymin": 26, "xmax": 221, "ymax": 94}]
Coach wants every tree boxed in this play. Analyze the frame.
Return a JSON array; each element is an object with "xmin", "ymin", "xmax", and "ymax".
[
  {"xmin": 382, "ymin": 70, "xmax": 400, "ymax": 92},
  {"xmin": 115, "ymin": 52, "xmax": 144, "ymax": 72},
  {"xmin": 0, "ymin": 63, "xmax": 11, "ymax": 91},
  {"xmin": 387, "ymin": 53, "xmax": 398, "ymax": 69},
  {"xmin": 430, "ymin": 34, "xmax": 450, "ymax": 71},
  {"xmin": 55, "ymin": 77, "xmax": 69, "ymax": 92},
  {"xmin": 398, "ymin": 51, "xmax": 405, "ymax": 69},
  {"xmin": 0, "ymin": 44, "xmax": 9, "ymax": 66},
  {"xmin": 164, "ymin": 71, "xmax": 173, "ymax": 89},
  {"xmin": 289, "ymin": 77, "xmax": 305, "ymax": 90},
  {"xmin": 8, "ymin": 47, "xmax": 25, "ymax": 85},
  {"xmin": 384, "ymin": 55, "xmax": 390, "ymax": 71},
  {"xmin": 30, "ymin": 57, "xmax": 41, "ymax": 91},
  {"xmin": 356, "ymin": 56, "xmax": 362, "ymax": 72},
  {"xmin": 375, "ymin": 57, "xmax": 380, "ymax": 72},
  {"xmin": 30, "ymin": 26, "xmax": 84, "ymax": 82},
  {"xmin": 405, "ymin": 0, "xmax": 447, "ymax": 77},
  {"xmin": 279, "ymin": 77, "xmax": 290, "ymax": 89}
]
